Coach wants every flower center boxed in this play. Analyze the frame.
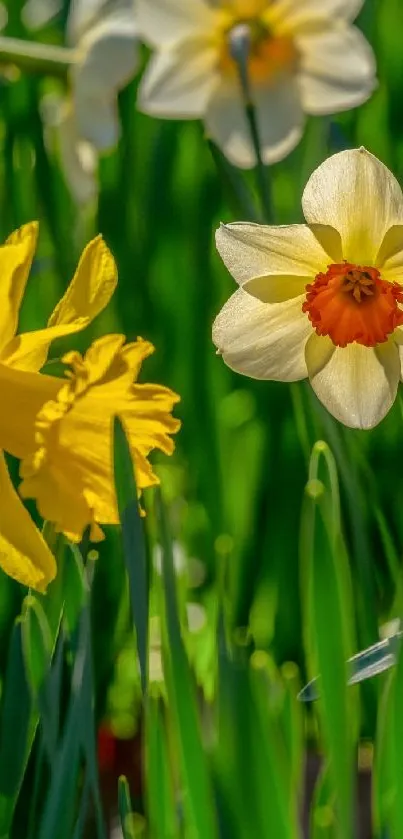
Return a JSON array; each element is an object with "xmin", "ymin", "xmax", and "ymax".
[
  {"xmin": 302, "ymin": 263, "xmax": 403, "ymax": 347},
  {"xmin": 220, "ymin": 18, "xmax": 298, "ymax": 84}
]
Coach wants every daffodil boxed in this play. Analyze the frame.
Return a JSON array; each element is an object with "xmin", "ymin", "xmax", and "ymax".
[
  {"xmin": 58, "ymin": 0, "xmax": 139, "ymax": 201},
  {"xmin": 0, "ymin": 224, "xmax": 179, "ymax": 591},
  {"xmin": 213, "ymin": 148, "xmax": 403, "ymax": 429},
  {"xmin": 137, "ymin": 0, "xmax": 375, "ymax": 168}
]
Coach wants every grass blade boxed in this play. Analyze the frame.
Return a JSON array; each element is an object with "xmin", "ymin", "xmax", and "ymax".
[
  {"xmin": 113, "ymin": 416, "xmax": 149, "ymax": 695},
  {"xmin": 156, "ymin": 487, "xmax": 218, "ymax": 839},
  {"xmin": 300, "ymin": 441, "xmax": 357, "ymax": 839}
]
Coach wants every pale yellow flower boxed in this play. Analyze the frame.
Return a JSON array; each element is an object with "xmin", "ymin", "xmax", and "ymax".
[
  {"xmin": 0, "ymin": 224, "xmax": 179, "ymax": 590},
  {"xmin": 213, "ymin": 148, "xmax": 403, "ymax": 429},
  {"xmin": 137, "ymin": 0, "xmax": 375, "ymax": 168},
  {"xmin": 59, "ymin": 0, "xmax": 139, "ymax": 201}
]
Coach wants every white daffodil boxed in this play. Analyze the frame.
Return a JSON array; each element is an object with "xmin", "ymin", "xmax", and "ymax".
[
  {"xmin": 59, "ymin": 0, "xmax": 139, "ymax": 201},
  {"xmin": 213, "ymin": 148, "xmax": 403, "ymax": 430},
  {"xmin": 136, "ymin": 0, "xmax": 376, "ymax": 169}
]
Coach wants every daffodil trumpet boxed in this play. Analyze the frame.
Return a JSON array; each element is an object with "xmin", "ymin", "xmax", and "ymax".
[{"xmin": 213, "ymin": 148, "xmax": 403, "ymax": 430}]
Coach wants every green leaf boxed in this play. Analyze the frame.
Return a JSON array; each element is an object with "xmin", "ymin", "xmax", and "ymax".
[
  {"xmin": 21, "ymin": 595, "xmax": 53, "ymax": 696},
  {"xmin": 156, "ymin": 487, "xmax": 218, "ymax": 839},
  {"xmin": 0, "ymin": 619, "xmax": 37, "ymax": 837},
  {"xmin": 300, "ymin": 442, "xmax": 357, "ymax": 839},
  {"xmin": 145, "ymin": 696, "xmax": 178, "ymax": 839},
  {"xmin": 113, "ymin": 416, "xmax": 149, "ymax": 695},
  {"xmin": 118, "ymin": 776, "xmax": 144, "ymax": 839},
  {"xmin": 373, "ymin": 672, "xmax": 394, "ymax": 838}
]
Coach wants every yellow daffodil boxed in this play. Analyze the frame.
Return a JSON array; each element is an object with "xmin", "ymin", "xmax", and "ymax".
[
  {"xmin": 137, "ymin": 0, "xmax": 376, "ymax": 168},
  {"xmin": 213, "ymin": 148, "xmax": 403, "ymax": 429},
  {"xmin": 0, "ymin": 224, "xmax": 180, "ymax": 591},
  {"xmin": 19, "ymin": 335, "xmax": 180, "ymax": 543},
  {"xmin": 59, "ymin": 0, "xmax": 139, "ymax": 201}
]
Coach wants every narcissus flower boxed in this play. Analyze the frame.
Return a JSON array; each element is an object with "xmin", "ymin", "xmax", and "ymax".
[
  {"xmin": 213, "ymin": 148, "xmax": 403, "ymax": 429},
  {"xmin": 58, "ymin": 0, "xmax": 139, "ymax": 201},
  {"xmin": 137, "ymin": 0, "xmax": 375, "ymax": 168},
  {"xmin": 0, "ymin": 224, "xmax": 179, "ymax": 590},
  {"xmin": 19, "ymin": 335, "xmax": 180, "ymax": 543}
]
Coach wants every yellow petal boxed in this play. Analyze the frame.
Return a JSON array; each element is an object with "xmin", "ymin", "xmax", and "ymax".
[
  {"xmin": 0, "ymin": 362, "xmax": 60, "ymax": 459},
  {"xmin": 1, "ymin": 235, "xmax": 117, "ymax": 372},
  {"xmin": 225, "ymin": 0, "xmax": 268, "ymax": 16},
  {"xmin": 305, "ymin": 333, "xmax": 400, "ymax": 428},
  {"xmin": 302, "ymin": 148, "xmax": 403, "ymax": 265},
  {"xmin": 215, "ymin": 222, "xmax": 337, "ymax": 302},
  {"xmin": 0, "ymin": 451, "xmax": 56, "ymax": 591},
  {"xmin": 0, "ymin": 222, "xmax": 38, "ymax": 350},
  {"xmin": 20, "ymin": 335, "xmax": 180, "ymax": 542}
]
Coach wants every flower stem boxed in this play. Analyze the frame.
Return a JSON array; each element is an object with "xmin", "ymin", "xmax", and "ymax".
[
  {"xmin": 229, "ymin": 23, "xmax": 273, "ymax": 222},
  {"xmin": 208, "ymin": 138, "xmax": 261, "ymax": 222},
  {"xmin": 0, "ymin": 36, "xmax": 76, "ymax": 77}
]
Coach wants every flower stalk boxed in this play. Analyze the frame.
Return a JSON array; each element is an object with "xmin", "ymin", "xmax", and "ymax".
[
  {"xmin": 229, "ymin": 24, "xmax": 273, "ymax": 222},
  {"xmin": 0, "ymin": 35, "xmax": 75, "ymax": 77}
]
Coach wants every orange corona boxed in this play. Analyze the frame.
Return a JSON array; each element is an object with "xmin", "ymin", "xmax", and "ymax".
[
  {"xmin": 302, "ymin": 262, "xmax": 403, "ymax": 347},
  {"xmin": 220, "ymin": 21, "xmax": 298, "ymax": 84}
]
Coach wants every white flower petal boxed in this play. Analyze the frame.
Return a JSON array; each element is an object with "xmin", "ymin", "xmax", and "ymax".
[
  {"xmin": 57, "ymin": 106, "xmax": 97, "ymax": 204},
  {"xmin": 215, "ymin": 222, "xmax": 340, "ymax": 301},
  {"xmin": 266, "ymin": 0, "xmax": 365, "ymax": 33},
  {"xmin": 212, "ymin": 289, "xmax": 311, "ymax": 381},
  {"xmin": 305, "ymin": 333, "xmax": 400, "ymax": 428},
  {"xmin": 397, "ymin": 344, "xmax": 403, "ymax": 380},
  {"xmin": 74, "ymin": 92, "xmax": 119, "ymax": 149},
  {"xmin": 137, "ymin": 0, "xmax": 218, "ymax": 47},
  {"xmin": 74, "ymin": 11, "xmax": 139, "ymax": 99},
  {"xmin": 375, "ymin": 225, "xmax": 403, "ymax": 282},
  {"xmin": 138, "ymin": 41, "xmax": 219, "ymax": 118},
  {"xmin": 302, "ymin": 148, "xmax": 403, "ymax": 265},
  {"xmin": 205, "ymin": 78, "xmax": 304, "ymax": 168},
  {"xmin": 67, "ymin": 0, "xmax": 116, "ymax": 45},
  {"xmin": 297, "ymin": 25, "xmax": 376, "ymax": 115}
]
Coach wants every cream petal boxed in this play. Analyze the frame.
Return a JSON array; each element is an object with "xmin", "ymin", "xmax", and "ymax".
[
  {"xmin": 305, "ymin": 333, "xmax": 400, "ymax": 428},
  {"xmin": 397, "ymin": 343, "xmax": 403, "ymax": 381},
  {"xmin": 265, "ymin": 0, "xmax": 364, "ymax": 34},
  {"xmin": 212, "ymin": 289, "xmax": 311, "ymax": 381},
  {"xmin": 57, "ymin": 105, "xmax": 97, "ymax": 202},
  {"xmin": 297, "ymin": 25, "xmax": 376, "ymax": 115},
  {"xmin": 67, "ymin": 0, "xmax": 119, "ymax": 45},
  {"xmin": 302, "ymin": 148, "xmax": 403, "ymax": 265},
  {"xmin": 375, "ymin": 225, "xmax": 403, "ymax": 284},
  {"xmin": 205, "ymin": 78, "xmax": 304, "ymax": 169},
  {"xmin": 138, "ymin": 41, "xmax": 219, "ymax": 118},
  {"xmin": 137, "ymin": 0, "xmax": 218, "ymax": 47},
  {"xmin": 74, "ymin": 92, "xmax": 119, "ymax": 149},
  {"xmin": 215, "ymin": 222, "xmax": 339, "ymax": 302},
  {"xmin": 73, "ymin": 11, "xmax": 139, "ymax": 98}
]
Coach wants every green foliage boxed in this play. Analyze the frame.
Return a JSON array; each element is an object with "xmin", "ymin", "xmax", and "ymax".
[{"xmin": 0, "ymin": 1, "xmax": 403, "ymax": 837}]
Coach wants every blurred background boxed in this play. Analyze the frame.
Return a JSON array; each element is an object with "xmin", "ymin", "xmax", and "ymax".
[{"xmin": 0, "ymin": 0, "xmax": 403, "ymax": 837}]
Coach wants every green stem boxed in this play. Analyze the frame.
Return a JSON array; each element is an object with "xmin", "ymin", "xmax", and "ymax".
[
  {"xmin": 244, "ymin": 101, "xmax": 273, "ymax": 222},
  {"xmin": 0, "ymin": 36, "xmax": 75, "ymax": 76},
  {"xmin": 229, "ymin": 24, "xmax": 273, "ymax": 222},
  {"xmin": 208, "ymin": 138, "xmax": 261, "ymax": 222}
]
